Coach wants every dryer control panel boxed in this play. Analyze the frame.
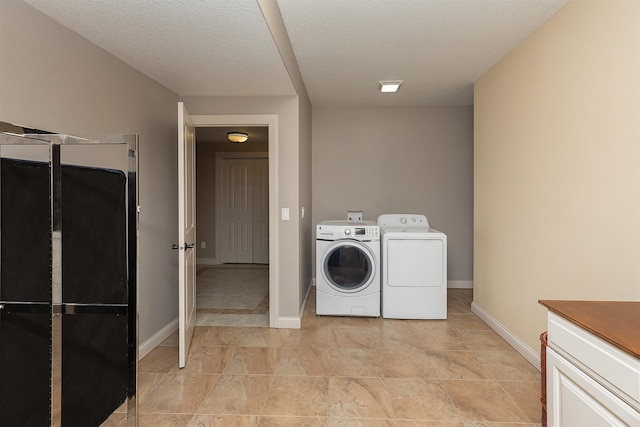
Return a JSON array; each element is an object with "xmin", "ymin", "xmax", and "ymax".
[
  {"xmin": 316, "ymin": 221, "xmax": 379, "ymax": 242},
  {"xmin": 377, "ymin": 214, "xmax": 430, "ymax": 228}
]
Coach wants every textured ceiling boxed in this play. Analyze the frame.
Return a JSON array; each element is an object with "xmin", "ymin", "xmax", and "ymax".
[{"xmin": 24, "ymin": 0, "xmax": 568, "ymax": 106}]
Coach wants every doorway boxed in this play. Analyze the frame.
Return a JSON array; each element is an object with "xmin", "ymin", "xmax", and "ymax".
[{"xmin": 193, "ymin": 122, "xmax": 274, "ymax": 327}]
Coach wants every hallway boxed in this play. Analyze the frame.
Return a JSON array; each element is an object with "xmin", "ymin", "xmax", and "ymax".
[{"xmin": 196, "ymin": 264, "xmax": 269, "ymax": 327}]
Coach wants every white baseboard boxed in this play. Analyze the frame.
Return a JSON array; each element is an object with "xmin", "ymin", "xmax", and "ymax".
[
  {"xmin": 196, "ymin": 258, "xmax": 218, "ymax": 266},
  {"xmin": 138, "ymin": 318, "xmax": 178, "ymax": 360},
  {"xmin": 470, "ymin": 301, "xmax": 540, "ymax": 370},
  {"xmin": 448, "ymin": 280, "xmax": 473, "ymax": 289},
  {"xmin": 272, "ymin": 316, "xmax": 301, "ymax": 329}
]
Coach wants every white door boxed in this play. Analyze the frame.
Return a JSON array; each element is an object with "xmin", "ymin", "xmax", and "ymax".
[
  {"xmin": 222, "ymin": 159, "xmax": 253, "ymax": 263},
  {"xmin": 220, "ymin": 156, "xmax": 268, "ymax": 264},
  {"xmin": 178, "ymin": 102, "xmax": 196, "ymax": 368}
]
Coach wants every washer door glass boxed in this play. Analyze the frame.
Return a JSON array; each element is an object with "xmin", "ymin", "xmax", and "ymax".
[{"xmin": 323, "ymin": 242, "xmax": 373, "ymax": 292}]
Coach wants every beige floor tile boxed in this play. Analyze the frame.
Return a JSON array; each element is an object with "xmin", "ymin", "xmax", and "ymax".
[
  {"xmin": 160, "ymin": 326, "xmax": 211, "ymax": 347},
  {"xmin": 333, "ymin": 326, "xmax": 378, "ymax": 349},
  {"xmin": 300, "ymin": 311, "xmax": 334, "ymax": 328},
  {"xmin": 384, "ymin": 378, "xmax": 462, "ymax": 421},
  {"xmin": 473, "ymin": 351, "xmax": 540, "ymax": 382},
  {"xmin": 500, "ymin": 380, "xmax": 544, "ymax": 423},
  {"xmin": 202, "ymin": 325, "xmax": 287, "ymax": 347},
  {"xmin": 372, "ymin": 326, "xmax": 420, "ymax": 350},
  {"xmin": 379, "ymin": 348, "xmax": 438, "ymax": 378},
  {"xmin": 276, "ymin": 347, "xmax": 331, "ymax": 376},
  {"xmin": 118, "ymin": 286, "xmax": 544, "ymax": 426},
  {"xmin": 443, "ymin": 314, "xmax": 491, "ymax": 331},
  {"xmin": 258, "ymin": 416, "xmax": 326, "ymax": 427},
  {"xmin": 261, "ymin": 376, "xmax": 329, "ymax": 417},
  {"xmin": 447, "ymin": 301, "xmax": 473, "ymax": 315},
  {"xmin": 448, "ymin": 290, "xmax": 473, "ymax": 302},
  {"xmin": 223, "ymin": 347, "xmax": 280, "ymax": 375},
  {"xmin": 197, "ymin": 375, "xmax": 273, "ymax": 415},
  {"xmin": 201, "ymin": 326, "xmax": 249, "ymax": 346},
  {"xmin": 284, "ymin": 326, "xmax": 336, "ymax": 348},
  {"xmin": 423, "ymin": 351, "xmax": 493, "ymax": 380},
  {"xmin": 395, "ymin": 421, "xmax": 464, "ymax": 427},
  {"xmin": 137, "ymin": 413, "xmax": 195, "ymax": 426},
  {"xmin": 232, "ymin": 328, "xmax": 290, "ymax": 347},
  {"xmin": 443, "ymin": 380, "xmax": 529, "ymax": 422},
  {"xmin": 100, "ymin": 411, "xmax": 127, "ymax": 426},
  {"xmin": 327, "ymin": 418, "xmax": 396, "ymax": 426},
  {"xmin": 188, "ymin": 414, "xmax": 259, "ymax": 426},
  {"xmin": 462, "ymin": 422, "xmax": 537, "ymax": 427},
  {"xmin": 330, "ymin": 348, "xmax": 384, "ymax": 377},
  {"xmin": 137, "ymin": 373, "xmax": 165, "ymax": 400},
  {"xmin": 456, "ymin": 330, "xmax": 514, "ymax": 351},
  {"xmin": 327, "ymin": 377, "xmax": 394, "ymax": 419},
  {"xmin": 139, "ymin": 346, "xmax": 179, "ymax": 373},
  {"xmin": 328, "ymin": 315, "xmax": 375, "ymax": 328},
  {"xmin": 160, "ymin": 330, "xmax": 180, "ymax": 346},
  {"xmin": 138, "ymin": 373, "xmax": 218, "ymax": 414},
  {"xmin": 171, "ymin": 346, "xmax": 233, "ymax": 374},
  {"xmin": 409, "ymin": 328, "xmax": 469, "ymax": 351}
]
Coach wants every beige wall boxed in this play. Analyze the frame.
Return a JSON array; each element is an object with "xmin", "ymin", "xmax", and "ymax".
[
  {"xmin": 474, "ymin": 0, "xmax": 640, "ymax": 355},
  {"xmin": 0, "ymin": 1, "xmax": 179, "ymax": 344},
  {"xmin": 312, "ymin": 106, "xmax": 474, "ymax": 281},
  {"xmin": 182, "ymin": 95, "xmax": 312, "ymax": 320}
]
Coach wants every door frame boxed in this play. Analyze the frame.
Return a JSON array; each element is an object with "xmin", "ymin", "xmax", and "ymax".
[
  {"xmin": 215, "ymin": 152, "xmax": 269, "ymax": 265},
  {"xmin": 191, "ymin": 114, "xmax": 278, "ymax": 328}
]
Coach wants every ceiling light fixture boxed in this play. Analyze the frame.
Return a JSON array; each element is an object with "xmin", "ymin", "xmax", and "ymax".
[
  {"xmin": 227, "ymin": 132, "xmax": 248, "ymax": 143},
  {"xmin": 379, "ymin": 80, "xmax": 403, "ymax": 93}
]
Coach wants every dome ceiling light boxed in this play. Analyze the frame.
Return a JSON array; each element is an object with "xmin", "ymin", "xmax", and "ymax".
[{"xmin": 227, "ymin": 132, "xmax": 249, "ymax": 143}]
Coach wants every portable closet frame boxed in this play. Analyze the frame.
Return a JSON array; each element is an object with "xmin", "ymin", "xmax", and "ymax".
[{"xmin": 0, "ymin": 130, "xmax": 138, "ymax": 427}]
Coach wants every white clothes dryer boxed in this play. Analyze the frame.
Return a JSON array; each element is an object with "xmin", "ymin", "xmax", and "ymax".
[
  {"xmin": 378, "ymin": 214, "xmax": 447, "ymax": 319},
  {"xmin": 316, "ymin": 221, "xmax": 380, "ymax": 317}
]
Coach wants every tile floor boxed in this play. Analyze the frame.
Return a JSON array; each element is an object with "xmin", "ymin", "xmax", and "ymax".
[
  {"xmin": 120, "ymin": 288, "xmax": 543, "ymax": 426},
  {"xmin": 195, "ymin": 265, "xmax": 269, "ymax": 327}
]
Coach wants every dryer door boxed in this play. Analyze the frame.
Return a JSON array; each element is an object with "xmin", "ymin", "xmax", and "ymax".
[{"xmin": 322, "ymin": 240, "xmax": 375, "ymax": 293}]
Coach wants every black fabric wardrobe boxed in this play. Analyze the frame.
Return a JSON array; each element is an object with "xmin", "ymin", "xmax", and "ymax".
[{"xmin": 0, "ymin": 131, "xmax": 138, "ymax": 427}]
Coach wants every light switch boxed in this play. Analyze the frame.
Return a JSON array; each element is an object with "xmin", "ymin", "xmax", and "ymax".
[{"xmin": 281, "ymin": 208, "xmax": 290, "ymax": 220}]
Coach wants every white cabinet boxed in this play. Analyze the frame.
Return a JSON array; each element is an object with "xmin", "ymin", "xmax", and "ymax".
[{"xmin": 546, "ymin": 312, "xmax": 640, "ymax": 427}]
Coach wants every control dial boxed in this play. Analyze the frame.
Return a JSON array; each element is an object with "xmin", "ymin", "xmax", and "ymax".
[
  {"xmin": 400, "ymin": 217, "xmax": 408, "ymax": 224},
  {"xmin": 344, "ymin": 229, "xmax": 352, "ymax": 235}
]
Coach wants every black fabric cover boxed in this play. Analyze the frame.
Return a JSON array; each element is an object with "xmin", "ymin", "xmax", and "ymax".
[
  {"xmin": 0, "ymin": 158, "xmax": 129, "ymax": 426},
  {"xmin": 61, "ymin": 164, "xmax": 127, "ymax": 304},
  {"xmin": 62, "ymin": 313, "xmax": 128, "ymax": 426},
  {"xmin": 0, "ymin": 312, "xmax": 51, "ymax": 426},
  {"xmin": 1, "ymin": 158, "xmax": 51, "ymax": 302}
]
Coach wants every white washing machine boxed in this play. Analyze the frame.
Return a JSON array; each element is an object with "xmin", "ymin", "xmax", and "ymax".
[
  {"xmin": 378, "ymin": 214, "xmax": 447, "ymax": 319},
  {"xmin": 316, "ymin": 220, "xmax": 380, "ymax": 317}
]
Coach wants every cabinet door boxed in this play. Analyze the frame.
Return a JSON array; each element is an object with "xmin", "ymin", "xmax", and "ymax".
[{"xmin": 547, "ymin": 347, "xmax": 640, "ymax": 426}]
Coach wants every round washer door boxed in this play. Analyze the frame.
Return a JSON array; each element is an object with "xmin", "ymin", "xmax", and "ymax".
[{"xmin": 322, "ymin": 240, "xmax": 375, "ymax": 293}]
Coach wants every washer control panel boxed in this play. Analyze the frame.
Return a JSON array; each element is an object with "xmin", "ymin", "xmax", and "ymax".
[{"xmin": 316, "ymin": 221, "xmax": 379, "ymax": 241}]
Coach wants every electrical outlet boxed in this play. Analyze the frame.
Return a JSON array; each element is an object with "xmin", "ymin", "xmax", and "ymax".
[{"xmin": 201, "ymin": 241, "xmax": 206, "ymax": 249}]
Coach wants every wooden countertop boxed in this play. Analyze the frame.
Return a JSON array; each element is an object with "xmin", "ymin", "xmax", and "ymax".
[{"xmin": 539, "ymin": 300, "xmax": 640, "ymax": 359}]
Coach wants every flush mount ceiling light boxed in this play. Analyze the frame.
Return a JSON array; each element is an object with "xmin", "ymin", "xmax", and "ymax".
[
  {"xmin": 227, "ymin": 132, "xmax": 248, "ymax": 143},
  {"xmin": 379, "ymin": 80, "xmax": 404, "ymax": 93}
]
